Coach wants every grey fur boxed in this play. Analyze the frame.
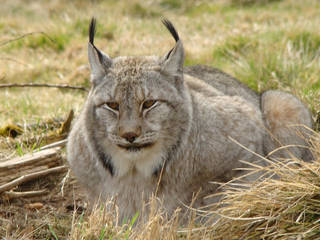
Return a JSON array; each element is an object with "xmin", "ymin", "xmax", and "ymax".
[{"xmin": 67, "ymin": 18, "xmax": 313, "ymax": 222}]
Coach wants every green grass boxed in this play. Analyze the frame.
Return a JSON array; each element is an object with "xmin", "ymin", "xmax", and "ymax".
[
  {"xmin": 2, "ymin": 31, "xmax": 70, "ymax": 52},
  {"xmin": 212, "ymin": 35, "xmax": 259, "ymax": 66},
  {"xmin": 288, "ymin": 31, "xmax": 320, "ymax": 57},
  {"xmin": 127, "ymin": 3, "xmax": 161, "ymax": 18},
  {"xmin": 231, "ymin": 0, "xmax": 283, "ymax": 7},
  {"xmin": 48, "ymin": 225, "xmax": 59, "ymax": 240},
  {"xmin": 160, "ymin": 0, "xmax": 183, "ymax": 9},
  {"xmin": 185, "ymin": 3, "xmax": 228, "ymax": 17}
]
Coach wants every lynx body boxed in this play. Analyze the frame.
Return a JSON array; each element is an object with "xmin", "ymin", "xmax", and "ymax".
[{"xmin": 67, "ymin": 19, "xmax": 313, "ymax": 221}]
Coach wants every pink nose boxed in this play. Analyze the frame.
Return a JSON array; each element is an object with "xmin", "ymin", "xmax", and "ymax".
[{"xmin": 121, "ymin": 132, "xmax": 139, "ymax": 143}]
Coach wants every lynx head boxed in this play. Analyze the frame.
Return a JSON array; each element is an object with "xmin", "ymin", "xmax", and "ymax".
[{"xmin": 84, "ymin": 18, "xmax": 192, "ymax": 178}]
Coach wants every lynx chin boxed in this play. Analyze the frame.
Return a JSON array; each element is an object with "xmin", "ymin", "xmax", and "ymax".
[{"xmin": 67, "ymin": 18, "xmax": 313, "ymax": 222}]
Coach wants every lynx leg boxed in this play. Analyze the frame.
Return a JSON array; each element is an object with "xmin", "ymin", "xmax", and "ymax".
[{"xmin": 261, "ymin": 90, "xmax": 313, "ymax": 161}]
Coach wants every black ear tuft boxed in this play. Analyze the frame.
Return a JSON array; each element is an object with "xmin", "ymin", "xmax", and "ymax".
[
  {"xmin": 161, "ymin": 18, "xmax": 179, "ymax": 42},
  {"xmin": 89, "ymin": 17, "xmax": 97, "ymax": 44},
  {"xmin": 88, "ymin": 17, "xmax": 106, "ymax": 64}
]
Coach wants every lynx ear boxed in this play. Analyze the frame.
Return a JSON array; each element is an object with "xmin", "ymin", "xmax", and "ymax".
[
  {"xmin": 88, "ymin": 18, "xmax": 112, "ymax": 84},
  {"xmin": 161, "ymin": 19, "xmax": 184, "ymax": 76}
]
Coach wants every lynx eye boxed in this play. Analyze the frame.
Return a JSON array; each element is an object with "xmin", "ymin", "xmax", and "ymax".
[
  {"xmin": 105, "ymin": 102, "xmax": 119, "ymax": 111},
  {"xmin": 142, "ymin": 100, "xmax": 156, "ymax": 109}
]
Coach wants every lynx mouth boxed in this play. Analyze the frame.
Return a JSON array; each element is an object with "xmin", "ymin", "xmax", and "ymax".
[{"xmin": 117, "ymin": 142, "xmax": 154, "ymax": 152}]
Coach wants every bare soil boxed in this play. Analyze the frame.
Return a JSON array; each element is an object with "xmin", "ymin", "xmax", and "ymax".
[{"xmin": 0, "ymin": 167, "xmax": 86, "ymax": 239}]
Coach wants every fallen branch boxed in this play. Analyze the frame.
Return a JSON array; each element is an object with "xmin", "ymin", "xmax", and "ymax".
[
  {"xmin": 0, "ymin": 147, "xmax": 63, "ymax": 185},
  {"xmin": 0, "ymin": 31, "xmax": 54, "ymax": 47},
  {"xmin": 0, "ymin": 165, "xmax": 68, "ymax": 194},
  {"xmin": 2, "ymin": 189, "xmax": 47, "ymax": 200},
  {"xmin": 0, "ymin": 83, "xmax": 88, "ymax": 91},
  {"xmin": 0, "ymin": 57, "xmax": 30, "ymax": 66}
]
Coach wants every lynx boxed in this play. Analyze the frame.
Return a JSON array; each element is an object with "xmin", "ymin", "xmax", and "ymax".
[{"xmin": 67, "ymin": 18, "xmax": 313, "ymax": 222}]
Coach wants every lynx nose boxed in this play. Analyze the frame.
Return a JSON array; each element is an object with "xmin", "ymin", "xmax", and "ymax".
[{"xmin": 122, "ymin": 132, "xmax": 139, "ymax": 143}]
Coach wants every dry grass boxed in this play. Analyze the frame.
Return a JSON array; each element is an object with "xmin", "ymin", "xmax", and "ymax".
[
  {"xmin": 1, "ymin": 0, "xmax": 320, "ymax": 239},
  {"xmin": 67, "ymin": 133, "xmax": 320, "ymax": 239},
  {"xmin": 1, "ymin": 0, "xmax": 320, "ymax": 125},
  {"xmin": 211, "ymin": 136, "xmax": 320, "ymax": 239}
]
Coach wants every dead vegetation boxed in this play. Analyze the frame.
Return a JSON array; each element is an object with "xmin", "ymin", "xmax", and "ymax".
[{"xmin": 66, "ymin": 133, "xmax": 320, "ymax": 239}]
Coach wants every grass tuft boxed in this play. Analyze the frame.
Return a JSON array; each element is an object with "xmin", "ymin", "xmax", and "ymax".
[
  {"xmin": 127, "ymin": 3, "xmax": 160, "ymax": 18},
  {"xmin": 288, "ymin": 31, "xmax": 320, "ymax": 58},
  {"xmin": 211, "ymin": 133, "xmax": 320, "ymax": 239},
  {"xmin": 48, "ymin": 225, "xmax": 59, "ymax": 240},
  {"xmin": 231, "ymin": 0, "xmax": 283, "ymax": 7},
  {"xmin": 212, "ymin": 35, "xmax": 259, "ymax": 61},
  {"xmin": 159, "ymin": 0, "xmax": 182, "ymax": 9}
]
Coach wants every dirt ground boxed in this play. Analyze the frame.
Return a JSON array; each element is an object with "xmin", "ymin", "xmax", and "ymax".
[{"xmin": 0, "ymin": 165, "xmax": 87, "ymax": 239}]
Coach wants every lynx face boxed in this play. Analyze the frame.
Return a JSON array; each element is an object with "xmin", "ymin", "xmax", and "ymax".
[
  {"xmin": 92, "ymin": 57, "xmax": 183, "ymax": 152},
  {"xmin": 85, "ymin": 19, "xmax": 191, "ymax": 177}
]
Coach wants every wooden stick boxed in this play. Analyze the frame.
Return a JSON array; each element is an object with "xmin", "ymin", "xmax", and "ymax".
[
  {"xmin": 0, "ymin": 165, "xmax": 68, "ymax": 194},
  {"xmin": 0, "ymin": 147, "xmax": 61, "ymax": 169},
  {"xmin": 0, "ymin": 83, "xmax": 88, "ymax": 91},
  {"xmin": 2, "ymin": 189, "xmax": 47, "ymax": 200},
  {"xmin": 0, "ymin": 31, "xmax": 54, "ymax": 47},
  {"xmin": 0, "ymin": 164, "xmax": 58, "ymax": 183},
  {"xmin": 0, "ymin": 147, "xmax": 63, "ymax": 185},
  {"xmin": 39, "ymin": 139, "xmax": 67, "ymax": 150}
]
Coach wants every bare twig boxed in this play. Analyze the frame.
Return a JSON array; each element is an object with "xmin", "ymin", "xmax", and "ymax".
[
  {"xmin": 0, "ymin": 165, "xmax": 68, "ymax": 193},
  {"xmin": 0, "ymin": 83, "xmax": 88, "ymax": 91},
  {"xmin": 0, "ymin": 31, "xmax": 54, "ymax": 47},
  {"xmin": 2, "ymin": 189, "xmax": 46, "ymax": 200},
  {"xmin": 0, "ymin": 57, "xmax": 30, "ymax": 66},
  {"xmin": 40, "ymin": 139, "xmax": 67, "ymax": 150}
]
